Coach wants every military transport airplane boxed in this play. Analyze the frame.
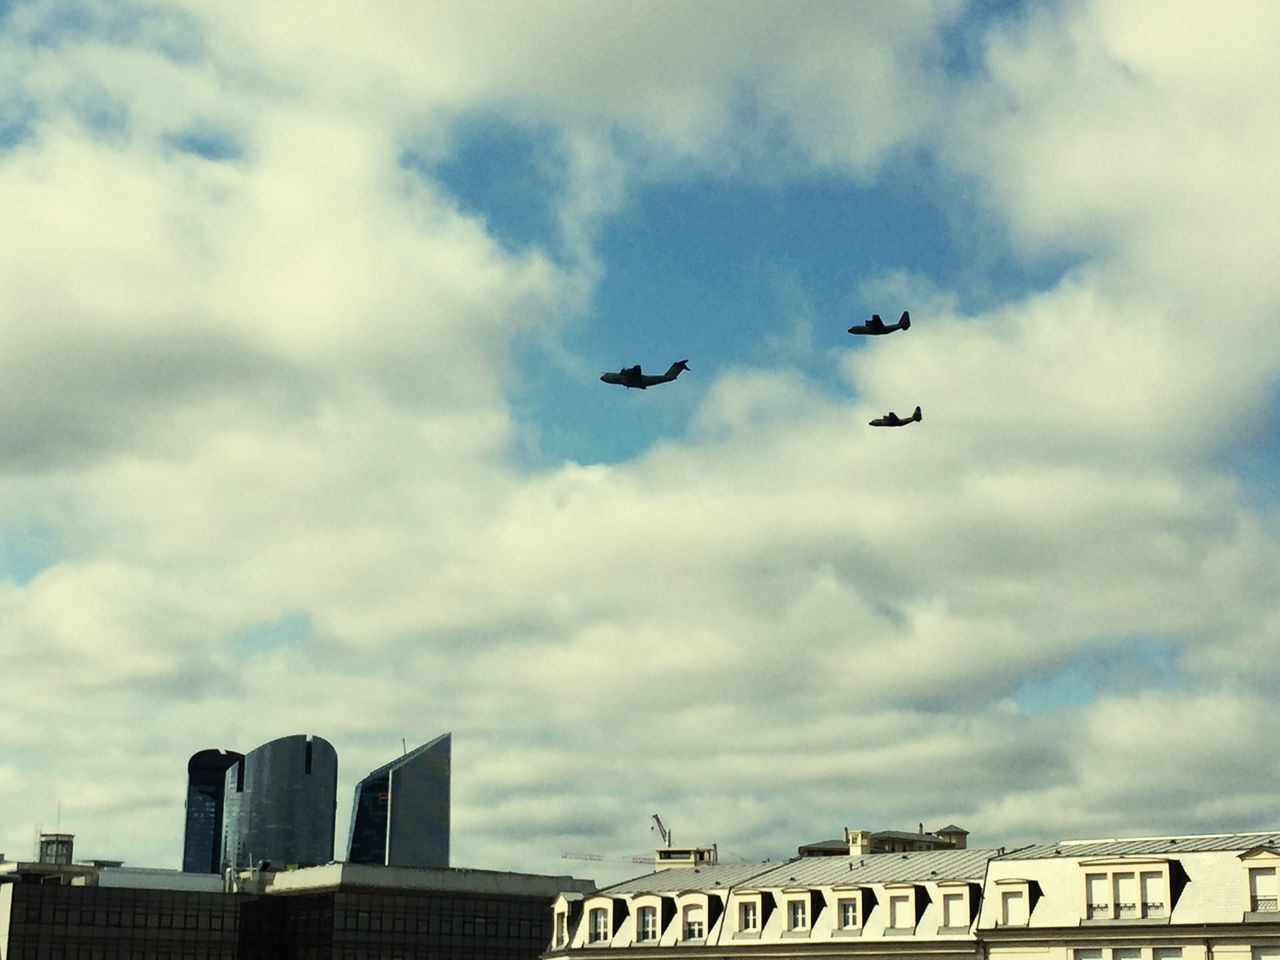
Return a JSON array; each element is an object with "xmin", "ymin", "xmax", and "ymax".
[
  {"xmin": 848, "ymin": 311, "xmax": 911, "ymax": 335},
  {"xmin": 869, "ymin": 406, "xmax": 922, "ymax": 427},
  {"xmin": 600, "ymin": 360, "xmax": 690, "ymax": 389}
]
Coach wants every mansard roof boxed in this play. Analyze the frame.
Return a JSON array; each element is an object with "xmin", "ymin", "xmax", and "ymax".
[
  {"xmin": 599, "ymin": 847, "xmax": 998, "ymax": 896},
  {"xmin": 998, "ymin": 831, "xmax": 1280, "ymax": 860}
]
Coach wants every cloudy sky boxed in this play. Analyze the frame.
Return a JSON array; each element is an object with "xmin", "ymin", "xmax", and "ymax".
[{"xmin": 2, "ymin": 0, "xmax": 1279, "ymax": 884}]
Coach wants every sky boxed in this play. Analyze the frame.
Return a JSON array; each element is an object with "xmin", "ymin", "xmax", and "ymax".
[{"xmin": 2, "ymin": 0, "xmax": 1279, "ymax": 886}]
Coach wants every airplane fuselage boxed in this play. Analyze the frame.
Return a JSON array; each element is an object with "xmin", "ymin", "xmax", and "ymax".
[
  {"xmin": 600, "ymin": 360, "xmax": 689, "ymax": 390},
  {"xmin": 869, "ymin": 406, "xmax": 922, "ymax": 427},
  {"xmin": 849, "ymin": 310, "xmax": 911, "ymax": 336}
]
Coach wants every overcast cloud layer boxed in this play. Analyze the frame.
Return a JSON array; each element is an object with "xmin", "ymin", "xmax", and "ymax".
[{"xmin": 2, "ymin": 0, "xmax": 1279, "ymax": 882}]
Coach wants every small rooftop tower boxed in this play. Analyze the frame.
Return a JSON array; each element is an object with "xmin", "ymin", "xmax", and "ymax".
[
  {"xmin": 654, "ymin": 845, "xmax": 718, "ymax": 871},
  {"xmin": 936, "ymin": 824, "xmax": 969, "ymax": 850},
  {"xmin": 844, "ymin": 828, "xmax": 872, "ymax": 856},
  {"xmin": 39, "ymin": 833, "xmax": 74, "ymax": 865}
]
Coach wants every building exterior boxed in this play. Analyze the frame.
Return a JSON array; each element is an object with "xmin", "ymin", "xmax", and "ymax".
[
  {"xmin": 546, "ymin": 830, "xmax": 1280, "ymax": 960},
  {"xmin": 0, "ymin": 863, "xmax": 236, "ymax": 960},
  {"xmin": 797, "ymin": 824, "xmax": 970, "ymax": 858},
  {"xmin": 221, "ymin": 734, "xmax": 338, "ymax": 871},
  {"xmin": 548, "ymin": 845, "xmax": 997, "ymax": 960},
  {"xmin": 1, "ymin": 858, "xmax": 595, "ymax": 960},
  {"xmin": 183, "ymin": 749, "xmax": 245, "ymax": 874},
  {"xmin": 979, "ymin": 832, "xmax": 1280, "ymax": 960},
  {"xmin": 347, "ymin": 733, "xmax": 452, "ymax": 869}
]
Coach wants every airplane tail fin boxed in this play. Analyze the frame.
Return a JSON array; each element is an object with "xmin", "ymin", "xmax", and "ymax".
[
  {"xmin": 666, "ymin": 360, "xmax": 690, "ymax": 379},
  {"xmin": 912, "ymin": 405, "xmax": 922, "ymax": 422},
  {"xmin": 899, "ymin": 311, "xmax": 911, "ymax": 330}
]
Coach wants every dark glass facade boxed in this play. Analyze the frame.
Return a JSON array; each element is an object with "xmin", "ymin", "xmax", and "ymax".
[
  {"xmin": 2, "ymin": 871, "xmax": 583, "ymax": 960},
  {"xmin": 347, "ymin": 733, "xmax": 450, "ymax": 869},
  {"xmin": 221, "ymin": 734, "xmax": 337, "ymax": 871},
  {"xmin": 241, "ymin": 888, "xmax": 552, "ymax": 960},
  {"xmin": 183, "ymin": 749, "xmax": 244, "ymax": 874},
  {"xmin": 3, "ymin": 883, "xmax": 240, "ymax": 960}
]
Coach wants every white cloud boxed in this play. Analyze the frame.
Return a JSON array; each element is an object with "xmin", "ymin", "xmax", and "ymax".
[{"xmin": 1, "ymin": 0, "xmax": 1279, "ymax": 883}]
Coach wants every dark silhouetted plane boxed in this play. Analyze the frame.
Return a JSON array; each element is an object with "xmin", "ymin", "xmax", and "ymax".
[
  {"xmin": 848, "ymin": 311, "xmax": 910, "ymax": 335},
  {"xmin": 869, "ymin": 406, "xmax": 922, "ymax": 427},
  {"xmin": 600, "ymin": 360, "xmax": 689, "ymax": 389}
]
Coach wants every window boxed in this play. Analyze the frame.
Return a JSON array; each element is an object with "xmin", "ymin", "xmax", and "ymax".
[
  {"xmin": 589, "ymin": 907, "xmax": 609, "ymax": 943},
  {"xmin": 1113, "ymin": 872, "xmax": 1138, "ymax": 918},
  {"xmin": 889, "ymin": 893, "xmax": 912, "ymax": 929},
  {"xmin": 1083, "ymin": 862, "xmax": 1171, "ymax": 920},
  {"xmin": 638, "ymin": 906, "xmax": 658, "ymax": 941},
  {"xmin": 682, "ymin": 905, "xmax": 705, "ymax": 941},
  {"xmin": 787, "ymin": 899, "xmax": 807, "ymax": 930},
  {"xmin": 942, "ymin": 891, "xmax": 967, "ymax": 928},
  {"xmin": 838, "ymin": 897, "xmax": 858, "ymax": 929},
  {"xmin": 1250, "ymin": 867, "xmax": 1278, "ymax": 912},
  {"xmin": 738, "ymin": 901, "xmax": 758, "ymax": 931},
  {"xmin": 556, "ymin": 913, "xmax": 566, "ymax": 947},
  {"xmin": 1141, "ymin": 871, "xmax": 1166, "ymax": 917},
  {"xmin": 1086, "ymin": 873, "xmax": 1109, "ymax": 919},
  {"xmin": 1000, "ymin": 889, "xmax": 1027, "ymax": 926},
  {"xmin": 1154, "ymin": 950, "xmax": 1183, "ymax": 960}
]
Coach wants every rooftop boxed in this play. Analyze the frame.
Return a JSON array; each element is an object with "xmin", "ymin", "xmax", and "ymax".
[{"xmin": 998, "ymin": 832, "xmax": 1280, "ymax": 860}]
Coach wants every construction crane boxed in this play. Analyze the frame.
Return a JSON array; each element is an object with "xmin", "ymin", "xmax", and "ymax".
[
  {"xmin": 561, "ymin": 852, "xmax": 653, "ymax": 864},
  {"xmin": 651, "ymin": 813, "xmax": 671, "ymax": 847}
]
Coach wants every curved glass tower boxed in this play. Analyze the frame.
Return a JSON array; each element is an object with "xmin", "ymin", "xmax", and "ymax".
[
  {"xmin": 182, "ymin": 748, "xmax": 244, "ymax": 873},
  {"xmin": 221, "ymin": 733, "xmax": 338, "ymax": 870},
  {"xmin": 347, "ymin": 732, "xmax": 450, "ymax": 868}
]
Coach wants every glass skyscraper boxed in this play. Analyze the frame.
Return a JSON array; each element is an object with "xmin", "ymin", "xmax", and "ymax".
[
  {"xmin": 183, "ymin": 749, "xmax": 244, "ymax": 874},
  {"xmin": 347, "ymin": 732, "xmax": 451, "ymax": 868},
  {"xmin": 221, "ymin": 733, "xmax": 338, "ymax": 871}
]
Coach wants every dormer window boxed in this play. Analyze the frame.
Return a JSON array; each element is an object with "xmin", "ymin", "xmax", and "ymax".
[
  {"xmin": 556, "ymin": 912, "xmax": 567, "ymax": 947},
  {"xmin": 637, "ymin": 905, "xmax": 659, "ymax": 942},
  {"xmin": 937, "ymin": 881, "xmax": 974, "ymax": 930},
  {"xmin": 682, "ymin": 904, "xmax": 705, "ymax": 941},
  {"xmin": 1250, "ymin": 866, "xmax": 1278, "ymax": 912},
  {"xmin": 995, "ymin": 879, "xmax": 1031, "ymax": 927},
  {"xmin": 885, "ymin": 883, "xmax": 917, "ymax": 931},
  {"xmin": 589, "ymin": 907, "xmax": 609, "ymax": 944},
  {"xmin": 839, "ymin": 898, "xmax": 859, "ymax": 928},
  {"xmin": 739, "ymin": 900, "xmax": 758, "ymax": 931},
  {"xmin": 832, "ymin": 886, "xmax": 866, "ymax": 936},
  {"xmin": 787, "ymin": 898, "xmax": 807, "ymax": 930},
  {"xmin": 1239, "ymin": 846, "xmax": 1280, "ymax": 919},
  {"xmin": 1081, "ymin": 860, "xmax": 1172, "ymax": 921}
]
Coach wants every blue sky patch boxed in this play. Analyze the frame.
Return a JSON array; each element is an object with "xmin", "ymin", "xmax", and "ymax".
[
  {"xmin": 511, "ymin": 156, "xmax": 1075, "ymax": 465},
  {"xmin": 1011, "ymin": 635, "xmax": 1182, "ymax": 712},
  {"xmin": 234, "ymin": 612, "xmax": 311, "ymax": 653},
  {"xmin": 166, "ymin": 128, "xmax": 242, "ymax": 163},
  {"xmin": 417, "ymin": 117, "xmax": 564, "ymax": 257},
  {"xmin": 0, "ymin": 521, "xmax": 66, "ymax": 586}
]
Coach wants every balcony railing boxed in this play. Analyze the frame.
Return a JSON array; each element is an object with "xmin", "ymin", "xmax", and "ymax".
[
  {"xmin": 1087, "ymin": 903, "xmax": 1109, "ymax": 919},
  {"xmin": 1115, "ymin": 902, "xmax": 1138, "ymax": 919},
  {"xmin": 1142, "ymin": 901, "xmax": 1166, "ymax": 917},
  {"xmin": 1252, "ymin": 896, "xmax": 1279, "ymax": 913}
]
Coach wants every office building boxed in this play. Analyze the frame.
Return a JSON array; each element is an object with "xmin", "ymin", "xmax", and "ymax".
[
  {"xmin": 0, "ymin": 857, "xmax": 595, "ymax": 960},
  {"xmin": 347, "ymin": 733, "xmax": 451, "ymax": 869},
  {"xmin": 221, "ymin": 734, "xmax": 338, "ymax": 871},
  {"xmin": 183, "ymin": 748, "xmax": 244, "ymax": 874}
]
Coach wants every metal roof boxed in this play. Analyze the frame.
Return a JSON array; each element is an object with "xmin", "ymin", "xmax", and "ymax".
[
  {"xmin": 749, "ymin": 848, "xmax": 999, "ymax": 886},
  {"xmin": 601, "ymin": 848, "xmax": 998, "ymax": 894},
  {"xmin": 998, "ymin": 832, "xmax": 1280, "ymax": 860},
  {"xmin": 601, "ymin": 862, "xmax": 787, "ymax": 895}
]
